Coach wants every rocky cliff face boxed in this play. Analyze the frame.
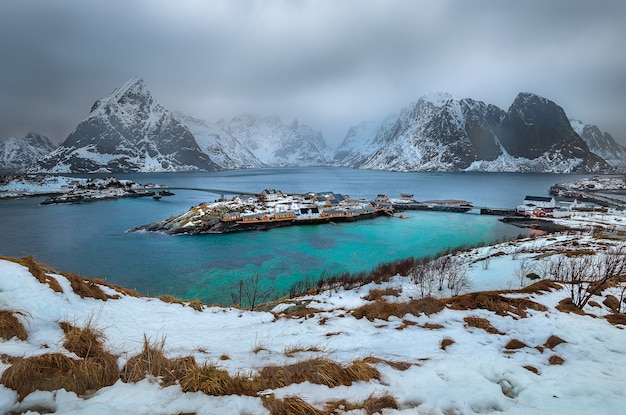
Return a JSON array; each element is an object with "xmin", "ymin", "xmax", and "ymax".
[
  {"xmin": 30, "ymin": 78, "xmax": 220, "ymax": 173},
  {"xmin": 335, "ymin": 92, "xmax": 612, "ymax": 173},
  {"xmin": 570, "ymin": 119, "xmax": 626, "ymax": 170},
  {"xmin": 0, "ymin": 132, "xmax": 56, "ymax": 170}
]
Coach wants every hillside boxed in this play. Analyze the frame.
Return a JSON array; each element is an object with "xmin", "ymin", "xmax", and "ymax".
[{"xmin": 1, "ymin": 229, "xmax": 625, "ymax": 414}]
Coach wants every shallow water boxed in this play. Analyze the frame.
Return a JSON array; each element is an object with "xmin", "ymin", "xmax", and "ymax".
[{"xmin": 0, "ymin": 168, "xmax": 590, "ymax": 304}]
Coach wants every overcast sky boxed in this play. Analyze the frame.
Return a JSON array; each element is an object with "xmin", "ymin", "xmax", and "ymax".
[{"xmin": 1, "ymin": 0, "xmax": 625, "ymax": 147}]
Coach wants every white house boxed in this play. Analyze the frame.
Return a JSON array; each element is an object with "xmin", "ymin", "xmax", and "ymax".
[{"xmin": 523, "ymin": 196, "xmax": 556, "ymax": 208}]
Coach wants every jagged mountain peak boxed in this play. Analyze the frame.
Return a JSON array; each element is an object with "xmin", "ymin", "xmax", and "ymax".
[
  {"xmin": 417, "ymin": 91, "xmax": 455, "ymax": 107},
  {"xmin": 0, "ymin": 132, "xmax": 56, "ymax": 170},
  {"xmin": 30, "ymin": 79, "xmax": 219, "ymax": 173},
  {"xmin": 334, "ymin": 91, "xmax": 613, "ymax": 173}
]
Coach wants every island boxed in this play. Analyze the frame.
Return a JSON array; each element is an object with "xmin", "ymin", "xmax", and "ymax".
[{"xmin": 131, "ymin": 189, "xmax": 394, "ymax": 235}]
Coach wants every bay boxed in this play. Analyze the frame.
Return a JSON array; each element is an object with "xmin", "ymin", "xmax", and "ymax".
[{"xmin": 0, "ymin": 168, "xmax": 590, "ymax": 304}]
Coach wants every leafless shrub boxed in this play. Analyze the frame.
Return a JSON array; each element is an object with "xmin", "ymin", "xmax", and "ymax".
[{"xmin": 548, "ymin": 243, "xmax": 626, "ymax": 309}]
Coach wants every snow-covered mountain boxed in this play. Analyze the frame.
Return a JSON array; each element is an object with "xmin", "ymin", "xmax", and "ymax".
[
  {"xmin": 30, "ymin": 78, "xmax": 220, "ymax": 173},
  {"xmin": 175, "ymin": 114, "xmax": 264, "ymax": 170},
  {"xmin": 0, "ymin": 132, "xmax": 56, "ymax": 171},
  {"xmin": 335, "ymin": 92, "xmax": 611, "ymax": 173},
  {"xmin": 215, "ymin": 115, "xmax": 330, "ymax": 167},
  {"xmin": 570, "ymin": 119, "xmax": 626, "ymax": 170}
]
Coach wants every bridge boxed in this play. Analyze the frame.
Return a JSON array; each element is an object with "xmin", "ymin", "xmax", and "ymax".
[{"xmin": 164, "ymin": 187, "xmax": 259, "ymax": 197}]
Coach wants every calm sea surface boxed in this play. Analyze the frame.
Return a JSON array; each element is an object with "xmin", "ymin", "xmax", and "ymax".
[{"xmin": 0, "ymin": 168, "xmax": 590, "ymax": 304}]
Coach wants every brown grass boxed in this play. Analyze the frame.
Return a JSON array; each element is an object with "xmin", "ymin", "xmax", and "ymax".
[
  {"xmin": 60, "ymin": 321, "xmax": 109, "ymax": 359},
  {"xmin": 61, "ymin": 272, "xmax": 110, "ymax": 301},
  {"xmin": 448, "ymin": 292, "xmax": 547, "ymax": 318},
  {"xmin": 463, "ymin": 316, "xmax": 504, "ymax": 335},
  {"xmin": 605, "ymin": 313, "xmax": 626, "ymax": 326},
  {"xmin": 543, "ymin": 335, "xmax": 567, "ymax": 350},
  {"xmin": 93, "ymin": 278, "xmax": 141, "ymax": 298},
  {"xmin": 362, "ymin": 393, "xmax": 400, "ymax": 414},
  {"xmin": 523, "ymin": 365, "xmax": 540, "ymax": 375},
  {"xmin": 555, "ymin": 298, "xmax": 586, "ymax": 315},
  {"xmin": 517, "ymin": 279, "xmax": 562, "ymax": 295},
  {"xmin": 603, "ymin": 295, "xmax": 620, "ymax": 312},
  {"xmin": 158, "ymin": 295, "xmax": 184, "ymax": 305},
  {"xmin": 0, "ymin": 255, "xmax": 63, "ymax": 293},
  {"xmin": 258, "ymin": 358, "xmax": 380, "ymax": 390},
  {"xmin": 0, "ymin": 352, "xmax": 118, "ymax": 400},
  {"xmin": 284, "ymin": 344, "xmax": 322, "ymax": 357},
  {"xmin": 352, "ymin": 297, "xmax": 444, "ymax": 321},
  {"xmin": 421, "ymin": 322, "xmax": 444, "ymax": 330},
  {"xmin": 181, "ymin": 363, "xmax": 257, "ymax": 396},
  {"xmin": 187, "ymin": 299, "xmax": 204, "ymax": 312},
  {"xmin": 440, "ymin": 337, "xmax": 455, "ymax": 350},
  {"xmin": 361, "ymin": 356, "xmax": 413, "ymax": 371},
  {"xmin": 262, "ymin": 395, "xmax": 325, "ymax": 415},
  {"xmin": 325, "ymin": 392, "xmax": 399, "ymax": 415},
  {"xmin": 548, "ymin": 355, "xmax": 565, "ymax": 365},
  {"xmin": 0, "ymin": 310, "xmax": 28, "ymax": 341},
  {"xmin": 504, "ymin": 339, "xmax": 528, "ymax": 350},
  {"xmin": 121, "ymin": 336, "xmax": 196, "ymax": 387},
  {"xmin": 363, "ymin": 287, "xmax": 402, "ymax": 301}
]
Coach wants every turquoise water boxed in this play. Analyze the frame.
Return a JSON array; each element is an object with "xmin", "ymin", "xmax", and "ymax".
[{"xmin": 0, "ymin": 168, "xmax": 590, "ymax": 304}]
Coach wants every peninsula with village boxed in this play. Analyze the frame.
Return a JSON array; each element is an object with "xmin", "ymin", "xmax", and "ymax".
[{"xmin": 131, "ymin": 176, "xmax": 626, "ymax": 235}]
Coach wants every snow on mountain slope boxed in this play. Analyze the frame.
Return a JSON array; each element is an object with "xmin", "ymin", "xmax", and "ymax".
[
  {"xmin": 217, "ymin": 115, "xmax": 330, "ymax": 167},
  {"xmin": 335, "ymin": 92, "xmax": 611, "ymax": 173},
  {"xmin": 30, "ymin": 78, "xmax": 220, "ymax": 173},
  {"xmin": 176, "ymin": 113, "xmax": 264, "ymax": 170},
  {"xmin": 0, "ymin": 133, "xmax": 56, "ymax": 170},
  {"xmin": 570, "ymin": 119, "xmax": 626, "ymax": 170}
]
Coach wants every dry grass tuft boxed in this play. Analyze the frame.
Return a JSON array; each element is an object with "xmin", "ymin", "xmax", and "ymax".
[
  {"xmin": 0, "ymin": 255, "xmax": 64, "ymax": 293},
  {"xmin": 440, "ymin": 337, "xmax": 455, "ymax": 350},
  {"xmin": 187, "ymin": 299, "xmax": 204, "ymax": 312},
  {"xmin": 523, "ymin": 365, "xmax": 540, "ymax": 375},
  {"xmin": 181, "ymin": 363, "xmax": 257, "ymax": 396},
  {"xmin": 543, "ymin": 335, "xmax": 567, "ymax": 350},
  {"xmin": 60, "ymin": 321, "xmax": 110, "ymax": 360},
  {"xmin": 555, "ymin": 298, "xmax": 586, "ymax": 315},
  {"xmin": 93, "ymin": 278, "xmax": 141, "ymax": 298},
  {"xmin": 284, "ymin": 344, "xmax": 322, "ymax": 358},
  {"xmin": 325, "ymin": 393, "xmax": 400, "ymax": 415},
  {"xmin": 0, "ymin": 310, "xmax": 28, "ymax": 341},
  {"xmin": 548, "ymin": 355, "xmax": 565, "ymax": 365},
  {"xmin": 0, "ymin": 352, "xmax": 118, "ymax": 400},
  {"xmin": 352, "ymin": 297, "xmax": 444, "ymax": 321},
  {"xmin": 588, "ymin": 300, "xmax": 602, "ymax": 308},
  {"xmin": 258, "ymin": 358, "xmax": 379, "ymax": 390},
  {"xmin": 362, "ymin": 392, "xmax": 400, "ymax": 415},
  {"xmin": 421, "ymin": 322, "xmax": 444, "ymax": 330},
  {"xmin": 605, "ymin": 313, "xmax": 626, "ymax": 326},
  {"xmin": 517, "ymin": 279, "xmax": 562, "ymax": 295},
  {"xmin": 121, "ymin": 336, "xmax": 196, "ymax": 387},
  {"xmin": 262, "ymin": 395, "xmax": 325, "ymax": 415},
  {"xmin": 396, "ymin": 319, "xmax": 418, "ymax": 330},
  {"xmin": 61, "ymin": 272, "xmax": 110, "ymax": 301},
  {"xmin": 158, "ymin": 295, "xmax": 184, "ymax": 305},
  {"xmin": 361, "ymin": 356, "xmax": 413, "ymax": 371},
  {"xmin": 463, "ymin": 316, "xmax": 504, "ymax": 335},
  {"xmin": 448, "ymin": 291, "xmax": 547, "ymax": 318},
  {"xmin": 363, "ymin": 287, "xmax": 402, "ymax": 301},
  {"xmin": 603, "ymin": 295, "xmax": 620, "ymax": 312},
  {"xmin": 504, "ymin": 339, "xmax": 528, "ymax": 350}
]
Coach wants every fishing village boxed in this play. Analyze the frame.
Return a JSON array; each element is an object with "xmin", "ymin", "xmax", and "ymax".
[{"xmin": 130, "ymin": 175, "xmax": 626, "ymax": 235}]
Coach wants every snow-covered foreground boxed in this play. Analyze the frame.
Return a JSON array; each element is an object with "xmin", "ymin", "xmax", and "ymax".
[{"xmin": 1, "ymin": 232, "xmax": 626, "ymax": 414}]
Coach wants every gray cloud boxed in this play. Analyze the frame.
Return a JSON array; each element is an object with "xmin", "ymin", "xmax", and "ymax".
[{"xmin": 1, "ymin": 0, "xmax": 625, "ymax": 147}]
